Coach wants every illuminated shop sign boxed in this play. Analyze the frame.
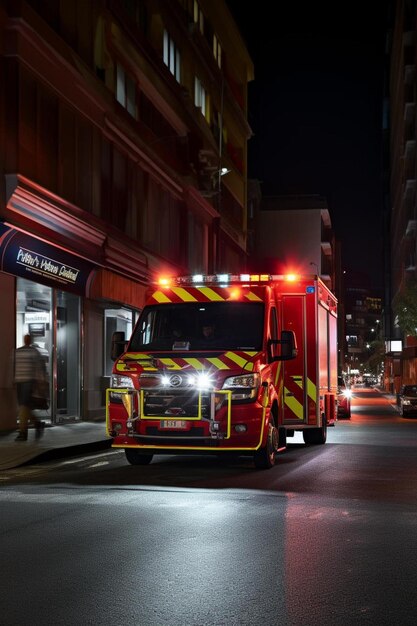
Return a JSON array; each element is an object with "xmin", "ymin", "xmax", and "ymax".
[
  {"xmin": 16, "ymin": 247, "xmax": 80, "ymax": 284},
  {"xmin": 0, "ymin": 224, "xmax": 96, "ymax": 295}
]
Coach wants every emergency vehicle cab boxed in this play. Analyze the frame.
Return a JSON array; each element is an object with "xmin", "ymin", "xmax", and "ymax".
[{"xmin": 106, "ymin": 273, "xmax": 338, "ymax": 469}]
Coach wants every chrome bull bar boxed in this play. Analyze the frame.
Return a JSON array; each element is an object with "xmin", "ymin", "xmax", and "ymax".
[{"xmin": 106, "ymin": 388, "xmax": 233, "ymax": 439}]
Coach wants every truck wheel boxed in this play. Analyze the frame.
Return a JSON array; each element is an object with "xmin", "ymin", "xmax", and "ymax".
[
  {"xmin": 254, "ymin": 421, "xmax": 278, "ymax": 469},
  {"xmin": 303, "ymin": 416, "xmax": 327, "ymax": 445},
  {"xmin": 125, "ymin": 449, "xmax": 153, "ymax": 465}
]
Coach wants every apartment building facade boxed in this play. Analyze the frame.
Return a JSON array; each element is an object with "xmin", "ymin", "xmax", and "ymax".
[
  {"xmin": 386, "ymin": 0, "xmax": 417, "ymax": 392},
  {"xmin": 0, "ymin": 0, "xmax": 253, "ymax": 430}
]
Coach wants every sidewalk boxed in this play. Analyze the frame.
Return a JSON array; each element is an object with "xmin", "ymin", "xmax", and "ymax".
[{"xmin": 0, "ymin": 422, "xmax": 112, "ymax": 471}]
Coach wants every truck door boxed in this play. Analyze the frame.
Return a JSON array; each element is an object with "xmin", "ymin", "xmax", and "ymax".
[{"xmin": 281, "ymin": 294, "xmax": 308, "ymax": 424}]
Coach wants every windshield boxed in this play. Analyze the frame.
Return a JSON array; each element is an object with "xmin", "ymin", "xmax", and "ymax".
[{"xmin": 129, "ymin": 302, "xmax": 265, "ymax": 352}]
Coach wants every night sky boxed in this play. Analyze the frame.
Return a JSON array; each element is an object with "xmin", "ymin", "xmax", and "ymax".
[{"xmin": 225, "ymin": 1, "xmax": 389, "ymax": 290}]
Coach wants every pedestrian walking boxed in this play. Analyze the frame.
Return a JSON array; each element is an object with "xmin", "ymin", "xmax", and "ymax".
[{"xmin": 14, "ymin": 334, "xmax": 47, "ymax": 441}]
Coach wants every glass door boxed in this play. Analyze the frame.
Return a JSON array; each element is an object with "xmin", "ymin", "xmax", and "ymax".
[
  {"xmin": 56, "ymin": 290, "xmax": 81, "ymax": 421},
  {"xmin": 16, "ymin": 278, "xmax": 53, "ymax": 424}
]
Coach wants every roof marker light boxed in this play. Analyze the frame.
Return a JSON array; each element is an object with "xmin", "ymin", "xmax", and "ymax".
[
  {"xmin": 158, "ymin": 277, "xmax": 172, "ymax": 287},
  {"xmin": 240, "ymin": 274, "xmax": 250, "ymax": 282},
  {"xmin": 217, "ymin": 274, "xmax": 229, "ymax": 283},
  {"xmin": 193, "ymin": 274, "xmax": 204, "ymax": 283},
  {"xmin": 285, "ymin": 273, "xmax": 298, "ymax": 282}
]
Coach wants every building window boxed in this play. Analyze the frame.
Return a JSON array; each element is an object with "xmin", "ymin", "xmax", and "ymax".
[
  {"xmin": 163, "ymin": 29, "xmax": 181, "ymax": 82},
  {"xmin": 116, "ymin": 63, "xmax": 137, "ymax": 118},
  {"xmin": 193, "ymin": 0, "xmax": 204, "ymax": 34},
  {"xmin": 188, "ymin": 212, "xmax": 208, "ymax": 272},
  {"xmin": 194, "ymin": 76, "xmax": 207, "ymax": 118},
  {"xmin": 213, "ymin": 34, "xmax": 222, "ymax": 68}
]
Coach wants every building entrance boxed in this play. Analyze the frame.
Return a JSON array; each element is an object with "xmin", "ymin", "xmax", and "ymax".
[{"xmin": 16, "ymin": 278, "xmax": 81, "ymax": 423}]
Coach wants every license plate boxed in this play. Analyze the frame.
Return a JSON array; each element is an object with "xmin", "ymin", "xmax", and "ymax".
[{"xmin": 159, "ymin": 420, "xmax": 188, "ymax": 430}]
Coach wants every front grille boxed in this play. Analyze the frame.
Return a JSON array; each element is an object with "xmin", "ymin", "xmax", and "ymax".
[{"xmin": 143, "ymin": 389, "xmax": 211, "ymax": 419}]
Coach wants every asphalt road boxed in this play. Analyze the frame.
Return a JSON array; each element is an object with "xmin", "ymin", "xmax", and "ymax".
[{"xmin": 1, "ymin": 387, "xmax": 416, "ymax": 626}]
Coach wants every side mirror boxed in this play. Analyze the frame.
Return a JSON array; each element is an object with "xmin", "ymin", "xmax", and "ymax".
[
  {"xmin": 269, "ymin": 330, "xmax": 298, "ymax": 361},
  {"xmin": 111, "ymin": 331, "xmax": 127, "ymax": 361}
]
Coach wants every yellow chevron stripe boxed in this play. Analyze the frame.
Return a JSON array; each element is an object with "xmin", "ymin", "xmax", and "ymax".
[
  {"xmin": 284, "ymin": 387, "xmax": 304, "ymax": 419},
  {"xmin": 207, "ymin": 357, "xmax": 230, "ymax": 370},
  {"xmin": 274, "ymin": 362, "xmax": 281, "ymax": 387},
  {"xmin": 152, "ymin": 290, "xmax": 172, "ymax": 303},
  {"xmin": 198, "ymin": 287, "xmax": 225, "ymax": 301},
  {"xmin": 171, "ymin": 287, "xmax": 198, "ymax": 301},
  {"xmin": 307, "ymin": 378, "xmax": 316, "ymax": 401},
  {"xmin": 293, "ymin": 376, "xmax": 303, "ymax": 389},
  {"xmin": 244, "ymin": 291, "xmax": 263, "ymax": 301},
  {"xmin": 116, "ymin": 353, "xmax": 157, "ymax": 372},
  {"xmin": 159, "ymin": 358, "xmax": 182, "ymax": 370},
  {"xmin": 225, "ymin": 351, "xmax": 254, "ymax": 371},
  {"xmin": 183, "ymin": 358, "xmax": 204, "ymax": 370}
]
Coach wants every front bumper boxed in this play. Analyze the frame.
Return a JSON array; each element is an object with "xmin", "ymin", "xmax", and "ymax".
[{"xmin": 106, "ymin": 388, "xmax": 267, "ymax": 451}]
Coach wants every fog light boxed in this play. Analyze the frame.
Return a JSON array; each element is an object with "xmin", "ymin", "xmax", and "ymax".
[{"xmin": 234, "ymin": 424, "xmax": 247, "ymax": 433}]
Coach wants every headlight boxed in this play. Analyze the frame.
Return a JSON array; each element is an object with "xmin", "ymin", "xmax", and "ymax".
[
  {"xmin": 111, "ymin": 374, "xmax": 134, "ymax": 389},
  {"xmin": 223, "ymin": 373, "xmax": 260, "ymax": 389},
  {"xmin": 222, "ymin": 373, "xmax": 260, "ymax": 400},
  {"xmin": 342, "ymin": 389, "xmax": 352, "ymax": 398},
  {"xmin": 403, "ymin": 399, "xmax": 411, "ymax": 405}
]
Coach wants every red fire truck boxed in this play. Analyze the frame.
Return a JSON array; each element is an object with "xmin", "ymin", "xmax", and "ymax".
[{"xmin": 106, "ymin": 273, "xmax": 338, "ymax": 469}]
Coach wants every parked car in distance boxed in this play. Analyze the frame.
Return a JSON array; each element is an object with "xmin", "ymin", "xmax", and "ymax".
[
  {"xmin": 398, "ymin": 385, "xmax": 417, "ymax": 417},
  {"xmin": 337, "ymin": 375, "xmax": 352, "ymax": 418}
]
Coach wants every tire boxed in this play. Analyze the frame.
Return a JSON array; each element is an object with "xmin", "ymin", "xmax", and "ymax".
[
  {"xmin": 303, "ymin": 415, "xmax": 327, "ymax": 445},
  {"xmin": 125, "ymin": 448, "xmax": 153, "ymax": 465},
  {"xmin": 254, "ymin": 420, "xmax": 278, "ymax": 469}
]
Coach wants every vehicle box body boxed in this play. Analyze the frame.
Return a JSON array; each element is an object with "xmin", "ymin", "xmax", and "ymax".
[{"xmin": 106, "ymin": 274, "xmax": 338, "ymax": 467}]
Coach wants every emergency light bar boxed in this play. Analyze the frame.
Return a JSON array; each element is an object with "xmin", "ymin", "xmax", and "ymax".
[{"xmin": 157, "ymin": 273, "xmax": 309, "ymax": 287}]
